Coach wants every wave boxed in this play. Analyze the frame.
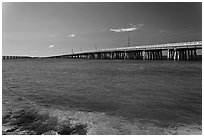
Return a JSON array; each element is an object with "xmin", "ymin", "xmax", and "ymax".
[{"xmin": 2, "ymin": 91, "xmax": 202, "ymax": 135}]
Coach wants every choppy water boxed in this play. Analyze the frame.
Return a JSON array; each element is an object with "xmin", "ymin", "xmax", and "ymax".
[{"xmin": 2, "ymin": 59, "xmax": 202, "ymax": 134}]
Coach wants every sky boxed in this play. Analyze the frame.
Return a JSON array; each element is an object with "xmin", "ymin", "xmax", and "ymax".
[{"xmin": 2, "ymin": 2, "xmax": 202, "ymax": 57}]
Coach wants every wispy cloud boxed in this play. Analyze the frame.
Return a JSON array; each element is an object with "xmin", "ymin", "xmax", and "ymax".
[
  {"xmin": 110, "ymin": 24, "xmax": 144, "ymax": 33},
  {"xmin": 48, "ymin": 34, "xmax": 56, "ymax": 38},
  {"xmin": 31, "ymin": 50, "xmax": 37, "ymax": 52},
  {"xmin": 49, "ymin": 45, "xmax": 55, "ymax": 48},
  {"xmin": 138, "ymin": 24, "xmax": 144, "ymax": 27},
  {"xmin": 68, "ymin": 34, "xmax": 76, "ymax": 38},
  {"xmin": 159, "ymin": 29, "xmax": 169, "ymax": 33}
]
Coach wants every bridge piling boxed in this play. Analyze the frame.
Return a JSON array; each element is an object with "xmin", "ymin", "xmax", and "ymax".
[
  {"xmin": 194, "ymin": 49, "xmax": 197, "ymax": 60},
  {"xmin": 173, "ymin": 49, "xmax": 177, "ymax": 60},
  {"xmin": 3, "ymin": 41, "xmax": 201, "ymax": 60}
]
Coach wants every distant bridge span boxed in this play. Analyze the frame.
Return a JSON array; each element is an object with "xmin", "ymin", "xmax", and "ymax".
[
  {"xmin": 3, "ymin": 41, "xmax": 202, "ymax": 60},
  {"xmin": 49, "ymin": 41, "xmax": 202, "ymax": 60},
  {"xmin": 2, "ymin": 56, "xmax": 32, "ymax": 60}
]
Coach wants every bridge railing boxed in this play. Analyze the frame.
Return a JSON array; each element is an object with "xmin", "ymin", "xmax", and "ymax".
[
  {"xmin": 74, "ymin": 41, "xmax": 202, "ymax": 54},
  {"xmin": 131, "ymin": 41, "xmax": 202, "ymax": 49},
  {"xmin": 99, "ymin": 41, "xmax": 202, "ymax": 52}
]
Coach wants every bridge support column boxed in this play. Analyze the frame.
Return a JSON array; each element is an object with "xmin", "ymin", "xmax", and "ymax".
[
  {"xmin": 135, "ymin": 52, "xmax": 137, "ymax": 59},
  {"xmin": 158, "ymin": 50, "xmax": 162, "ymax": 59},
  {"xmin": 118, "ymin": 52, "xmax": 121, "ymax": 59},
  {"xmin": 116, "ymin": 52, "xmax": 118, "ymax": 59},
  {"xmin": 142, "ymin": 51, "xmax": 146, "ymax": 60},
  {"xmin": 139, "ymin": 51, "xmax": 143, "ymax": 59},
  {"xmin": 122, "ymin": 52, "xmax": 125, "ymax": 59},
  {"xmin": 115, "ymin": 52, "xmax": 118, "ymax": 59},
  {"xmin": 147, "ymin": 51, "xmax": 150, "ymax": 60},
  {"xmin": 146, "ymin": 51, "xmax": 149, "ymax": 59},
  {"xmin": 177, "ymin": 50, "xmax": 180, "ymax": 60},
  {"xmin": 112, "ymin": 52, "xmax": 116, "ymax": 59},
  {"xmin": 123, "ymin": 51, "xmax": 125, "ymax": 59},
  {"xmin": 133, "ymin": 52, "xmax": 136, "ymax": 59},
  {"xmin": 155, "ymin": 51, "xmax": 158, "ymax": 60},
  {"xmin": 118, "ymin": 52, "xmax": 120, "ymax": 59},
  {"xmin": 135, "ymin": 51, "xmax": 141, "ymax": 59},
  {"xmin": 189, "ymin": 50, "xmax": 192, "ymax": 60},
  {"xmin": 182, "ymin": 50, "xmax": 186, "ymax": 60},
  {"xmin": 172, "ymin": 48, "xmax": 198, "ymax": 60},
  {"xmin": 148, "ymin": 51, "xmax": 150, "ymax": 60},
  {"xmin": 138, "ymin": 51, "xmax": 141, "ymax": 59},
  {"xmin": 168, "ymin": 50, "xmax": 171, "ymax": 59},
  {"xmin": 155, "ymin": 51, "xmax": 158, "ymax": 59},
  {"xmin": 150, "ymin": 51, "xmax": 153, "ymax": 60},
  {"xmin": 167, "ymin": 49, "xmax": 170, "ymax": 59},
  {"xmin": 103, "ymin": 53, "xmax": 106, "ymax": 59},
  {"xmin": 150, "ymin": 51, "xmax": 152, "ymax": 60},
  {"xmin": 154, "ymin": 51, "xmax": 157, "ymax": 59},
  {"xmin": 174, "ymin": 48, "xmax": 177, "ymax": 60},
  {"xmin": 110, "ymin": 52, "xmax": 113, "ymax": 59},
  {"xmin": 193, "ymin": 49, "xmax": 197, "ymax": 60},
  {"xmin": 186, "ymin": 50, "xmax": 189, "ymax": 60},
  {"xmin": 149, "ymin": 51, "xmax": 152, "ymax": 60},
  {"xmin": 152, "ymin": 51, "xmax": 154, "ymax": 60},
  {"xmin": 191, "ymin": 49, "xmax": 194, "ymax": 60},
  {"xmin": 136, "ymin": 51, "xmax": 139, "ymax": 59},
  {"xmin": 116, "ymin": 52, "xmax": 119, "ymax": 59},
  {"xmin": 108, "ymin": 52, "xmax": 111, "ymax": 59},
  {"xmin": 153, "ymin": 51, "xmax": 155, "ymax": 59}
]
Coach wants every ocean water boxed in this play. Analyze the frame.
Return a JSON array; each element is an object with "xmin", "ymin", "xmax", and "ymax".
[{"xmin": 2, "ymin": 59, "xmax": 202, "ymax": 134}]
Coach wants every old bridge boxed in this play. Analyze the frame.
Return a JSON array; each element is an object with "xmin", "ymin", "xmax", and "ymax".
[
  {"xmin": 48, "ymin": 41, "xmax": 202, "ymax": 60},
  {"xmin": 3, "ymin": 41, "xmax": 202, "ymax": 60}
]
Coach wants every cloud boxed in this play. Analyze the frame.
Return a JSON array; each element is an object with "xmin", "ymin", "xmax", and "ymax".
[
  {"xmin": 31, "ymin": 50, "xmax": 37, "ymax": 52},
  {"xmin": 49, "ymin": 45, "xmax": 55, "ymax": 48},
  {"xmin": 68, "ymin": 34, "xmax": 75, "ymax": 38},
  {"xmin": 110, "ymin": 24, "xmax": 144, "ymax": 33},
  {"xmin": 138, "ymin": 24, "xmax": 144, "ymax": 27},
  {"xmin": 110, "ymin": 27, "xmax": 138, "ymax": 32},
  {"xmin": 159, "ymin": 29, "xmax": 169, "ymax": 33},
  {"xmin": 48, "ymin": 34, "xmax": 56, "ymax": 37}
]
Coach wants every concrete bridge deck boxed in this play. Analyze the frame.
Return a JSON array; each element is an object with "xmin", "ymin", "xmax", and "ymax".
[
  {"xmin": 51, "ymin": 41, "xmax": 202, "ymax": 60},
  {"xmin": 2, "ymin": 56, "xmax": 33, "ymax": 60},
  {"xmin": 2, "ymin": 41, "xmax": 202, "ymax": 60},
  {"xmin": 78, "ymin": 41, "xmax": 202, "ymax": 53}
]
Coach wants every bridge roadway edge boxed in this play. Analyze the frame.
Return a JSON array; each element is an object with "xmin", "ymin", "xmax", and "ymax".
[{"xmin": 2, "ymin": 41, "xmax": 202, "ymax": 60}]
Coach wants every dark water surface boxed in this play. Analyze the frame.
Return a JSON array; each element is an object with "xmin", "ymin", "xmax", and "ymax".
[{"xmin": 2, "ymin": 59, "xmax": 202, "ymax": 130}]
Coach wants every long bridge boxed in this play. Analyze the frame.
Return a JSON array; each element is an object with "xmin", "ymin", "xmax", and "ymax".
[
  {"xmin": 48, "ymin": 41, "xmax": 202, "ymax": 60},
  {"xmin": 3, "ymin": 41, "xmax": 202, "ymax": 60},
  {"xmin": 2, "ymin": 56, "xmax": 33, "ymax": 59}
]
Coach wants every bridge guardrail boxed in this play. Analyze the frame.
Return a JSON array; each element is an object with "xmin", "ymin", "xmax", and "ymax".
[{"xmin": 71, "ymin": 41, "xmax": 202, "ymax": 55}]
